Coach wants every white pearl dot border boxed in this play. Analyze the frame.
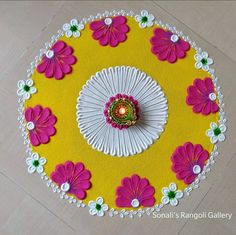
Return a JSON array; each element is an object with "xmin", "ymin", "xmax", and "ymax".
[{"xmin": 17, "ymin": 9, "xmax": 226, "ymax": 218}]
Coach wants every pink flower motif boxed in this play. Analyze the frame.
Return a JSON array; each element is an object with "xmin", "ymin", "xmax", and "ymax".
[
  {"xmin": 150, "ymin": 28, "xmax": 190, "ymax": 63},
  {"xmin": 186, "ymin": 77, "xmax": 219, "ymax": 115},
  {"xmin": 51, "ymin": 161, "xmax": 91, "ymax": 200},
  {"xmin": 116, "ymin": 174, "xmax": 155, "ymax": 208},
  {"xmin": 89, "ymin": 16, "xmax": 129, "ymax": 47},
  {"xmin": 36, "ymin": 40, "xmax": 76, "ymax": 80},
  {"xmin": 171, "ymin": 142, "xmax": 209, "ymax": 184},
  {"xmin": 25, "ymin": 105, "xmax": 57, "ymax": 146}
]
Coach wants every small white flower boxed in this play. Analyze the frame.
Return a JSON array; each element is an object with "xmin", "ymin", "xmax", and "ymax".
[
  {"xmin": 88, "ymin": 197, "xmax": 108, "ymax": 217},
  {"xmin": 63, "ymin": 19, "xmax": 84, "ymax": 38},
  {"xmin": 26, "ymin": 153, "xmax": 46, "ymax": 174},
  {"xmin": 206, "ymin": 122, "xmax": 226, "ymax": 144},
  {"xmin": 161, "ymin": 183, "xmax": 183, "ymax": 206},
  {"xmin": 17, "ymin": 79, "xmax": 37, "ymax": 100},
  {"xmin": 135, "ymin": 10, "xmax": 154, "ymax": 28},
  {"xmin": 194, "ymin": 51, "xmax": 213, "ymax": 71}
]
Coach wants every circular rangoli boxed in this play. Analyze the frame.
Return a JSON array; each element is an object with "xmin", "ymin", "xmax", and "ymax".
[{"xmin": 17, "ymin": 10, "xmax": 227, "ymax": 218}]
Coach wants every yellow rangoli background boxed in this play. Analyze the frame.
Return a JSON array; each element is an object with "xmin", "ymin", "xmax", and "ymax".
[{"xmin": 25, "ymin": 17, "xmax": 217, "ymax": 209}]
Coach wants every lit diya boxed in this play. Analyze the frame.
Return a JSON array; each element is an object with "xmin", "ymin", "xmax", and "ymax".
[{"xmin": 104, "ymin": 94, "xmax": 140, "ymax": 129}]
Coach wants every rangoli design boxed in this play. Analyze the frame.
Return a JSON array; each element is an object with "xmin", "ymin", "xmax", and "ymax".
[{"xmin": 17, "ymin": 10, "xmax": 226, "ymax": 218}]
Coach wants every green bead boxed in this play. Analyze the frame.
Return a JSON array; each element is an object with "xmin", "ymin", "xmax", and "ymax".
[
  {"xmin": 167, "ymin": 191, "xmax": 176, "ymax": 199},
  {"xmin": 70, "ymin": 25, "xmax": 78, "ymax": 32},
  {"xmin": 201, "ymin": 58, "xmax": 208, "ymax": 65},
  {"xmin": 213, "ymin": 127, "xmax": 221, "ymax": 136},
  {"xmin": 141, "ymin": 16, "xmax": 148, "ymax": 23},
  {"xmin": 23, "ymin": 85, "xmax": 30, "ymax": 92},
  {"xmin": 33, "ymin": 160, "xmax": 39, "ymax": 167},
  {"xmin": 95, "ymin": 203, "xmax": 101, "ymax": 210}
]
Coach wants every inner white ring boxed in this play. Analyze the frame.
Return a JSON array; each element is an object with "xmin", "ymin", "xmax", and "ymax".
[{"xmin": 76, "ymin": 66, "xmax": 168, "ymax": 157}]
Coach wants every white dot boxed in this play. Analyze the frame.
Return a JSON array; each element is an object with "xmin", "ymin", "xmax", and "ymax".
[
  {"xmin": 131, "ymin": 198, "xmax": 140, "ymax": 208},
  {"xmin": 104, "ymin": 17, "xmax": 112, "ymax": 25},
  {"xmin": 170, "ymin": 34, "xmax": 179, "ymax": 43},
  {"xmin": 27, "ymin": 122, "xmax": 35, "ymax": 130},
  {"xmin": 61, "ymin": 182, "xmax": 70, "ymax": 192},
  {"xmin": 119, "ymin": 107, "xmax": 126, "ymax": 115},
  {"xmin": 45, "ymin": 50, "xmax": 54, "ymax": 59},
  {"xmin": 209, "ymin": 92, "xmax": 216, "ymax": 101},
  {"xmin": 193, "ymin": 165, "xmax": 201, "ymax": 174}
]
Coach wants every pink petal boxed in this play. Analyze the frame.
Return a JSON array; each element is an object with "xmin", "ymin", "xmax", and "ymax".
[
  {"xmin": 211, "ymin": 102, "xmax": 219, "ymax": 113},
  {"xmin": 46, "ymin": 115, "xmax": 57, "ymax": 125},
  {"xmin": 116, "ymin": 196, "xmax": 131, "ymax": 207},
  {"xmin": 140, "ymin": 197, "xmax": 155, "ymax": 207},
  {"xmin": 61, "ymin": 55, "xmax": 76, "ymax": 65},
  {"xmin": 54, "ymin": 62, "xmax": 64, "ymax": 80},
  {"xmin": 175, "ymin": 45, "xmax": 186, "ymax": 58},
  {"xmin": 45, "ymin": 60, "xmax": 55, "ymax": 78},
  {"xmin": 99, "ymin": 33, "xmax": 109, "ymax": 46},
  {"xmin": 90, "ymin": 20, "xmax": 104, "ymax": 30},
  {"xmin": 58, "ymin": 46, "xmax": 73, "ymax": 56},
  {"xmin": 178, "ymin": 39, "xmax": 190, "ymax": 51},
  {"xmin": 193, "ymin": 103, "xmax": 204, "ymax": 113},
  {"xmin": 25, "ymin": 108, "xmax": 33, "ymax": 122},
  {"xmin": 184, "ymin": 174, "xmax": 196, "ymax": 184},
  {"xmin": 153, "ymin": 28, "xmax": 168, "ymax": 39},
  {"xmin": 51, "ymin": 171, "xmax": 65, "ymax": 185},
  {"xmin": 187, "ymin": 85, "xmax": 202, "ymax": 97},
  {"xmin": 60, "ymin": 62, "xmax": 72, "ymax": 74},
  {"xmin": 41, "ymin": 126, "xmax": 56, "ymax": 136},
  {"xmin": 204, "ymin": 77, "xmax": 214, "ymax": 92},
  {"xmin": 198, "ymin": 150, "xmax": 209, "ymax": 163},
  {"xmin": 194, "ymin": 79, "xmax": 207, "ymax": 93},
  {"xmin": 76, "ymin": 170, "xmax": 91, "ymax": 181},
  {"xmin": 109, "ymin": 32, "xmax": 119, "ymax": 47},
  {"xmin": 139, "ymin": 185, "xmax": 155, "ymax": 199},
  {"xmin": 74, "ymin": 189, "xmax": 86, "ymax": 199},
  {"xmin": 184, "ymin": 142, "xmax": 194, "ymax": 160},
  {"xmin": 32, "ymin": 105, "xmax": 42, "ymax": 120},
  {"xmin": 202, "ymin": 101, "xmax": 211, "ymax": 115},
  {"xmin": 151, "ymin": 44, "xmax": 170, "ymax": 55},
  {"xmin": 51, "ymin": 40, "xmax": 66, "ymax": 53},
  {"xmin": 92, "ymin": 27, "xmax": 106, "ymax": 40},
  {"xmin": 116, "ymin": 33, "xmax": 127, "ymax": 43},
  {"xmin": 158, "ymin": 48, "xmax": 170, "ymax": 61},
  {"xmin": 167, "ymin": 48, "xmax": 177, "ymax": 63},
  {"xmin": 186, "ymin": 96, "xmax": 202, "ymax": 105},
  {"xmin": 37, "ymin": 108, "xmax": 51, "ymax": 123},
  {"xmin": 193, "ymin": 144, "xmax": 203, "ymax": 158},
  {"xmin": 112, "ymin": 16, "xmax": 126, "ymax": 26},
  {"xmin": 64, "ymin": 161, "xmax": 75, "ymax": 180},
  {"xmin": 54, "ymin": 164, "xmax": 67, "ymax": 182},
  {"xmin": 29, "ymin": 131, "xmax": 40, "ymax": 146},
  {"xmin": 37, "ymin": 131, "xmax": 50, "ymax": 144},
  {"xmin": 122, "ymin": 177, "xmax": 133, "ymax": 192},
  {"xmin": 37, "ymin": 59, "xmax": 48, "ymax": 73},
  {"xmin": 116, "ymin": 186, "xmax": 132, "ymax": 199},
  {"xmin": 116, "ymin": 24, "xmax": 129, "ymax": 33},
  {"xmin": 177, "ymin": 170, "xmax": 192, "ymax": 180},
  {"xmin": 74, "ymin": 162, "xmax": 84, "ymax": 175},
  {"xmin": 131, "ymin": 174, "xmax": 140, "ymax": 192},
  {"xmin": 73, "ymin": 180, "xmax": 91, "ymax": 190}
]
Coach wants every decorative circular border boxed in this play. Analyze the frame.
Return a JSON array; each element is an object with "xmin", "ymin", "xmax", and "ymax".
[
  {"xmin": 17, "ymin": 9, "xmax": 226, "ymax": 218},
  {"xmin": 76, "ymin": 66, "xmax": 168, "ymax": 157}
]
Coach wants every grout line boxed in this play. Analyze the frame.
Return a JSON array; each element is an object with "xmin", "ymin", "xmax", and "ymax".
[
  {"xmin": 177, "ymin": 185, "xmax": 214, "ymax": 235},
  {"xmin": 152, "ymin": 1, "xmax": 236, "ymax": 64},
  {"xmin": 0, "ymin": 171, "xmax": 76, "ymax": 232}
]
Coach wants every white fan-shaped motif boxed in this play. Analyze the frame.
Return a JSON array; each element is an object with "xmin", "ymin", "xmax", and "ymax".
[{"xmin": 76, "ymin": 66, "xmax": 168, "ymax": 157}]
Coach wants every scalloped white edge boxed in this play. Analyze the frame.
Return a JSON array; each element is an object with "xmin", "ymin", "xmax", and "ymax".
[{"xmin": 17, "ymin": 9, "xmax": 227, "ymax": 218}]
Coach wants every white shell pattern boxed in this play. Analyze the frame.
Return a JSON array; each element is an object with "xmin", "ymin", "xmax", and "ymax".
[{"xmin": 76, "ymin": 66, "xmax": 168, "ymax": 157}]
